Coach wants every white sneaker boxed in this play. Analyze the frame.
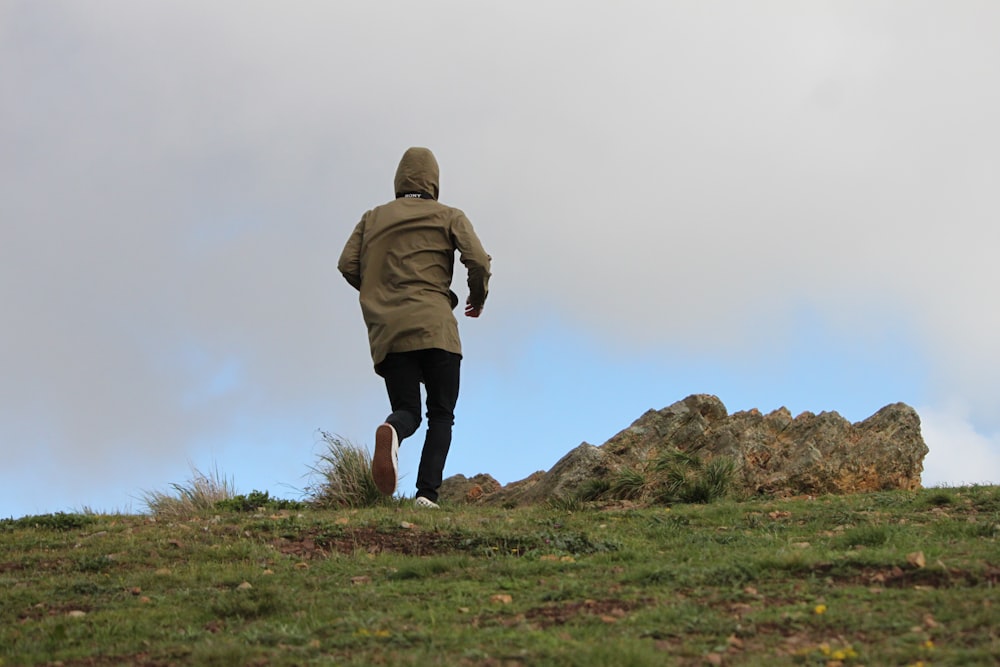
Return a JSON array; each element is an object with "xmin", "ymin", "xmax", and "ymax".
[
  {"xmin": 372, "ymin": 423, "xmax": 399, "ymax": 495},
  {"xmin": 414, "ymin": 496, "xmax": 440, "ymax": 509}
]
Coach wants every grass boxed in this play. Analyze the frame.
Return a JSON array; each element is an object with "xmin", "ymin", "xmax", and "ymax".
[
  {"xmin": 595, "ymin": 449, "xmax": 739, "ymax": 505},
  {"xmin": 307, "ymin": 431, "xmax": 396, "ymax": 509},
  {"xmin": 653, "ymin": 449, "xmax": 738, "ymax": 504},
  {"xmin": 2, "ymin": 484, "xmax": 999, "ymax": 665},
  {"xmin": 138, "ymin": 434, "xmax": 384, "ymax": 519},
  {"xmin": 138, "ymin": 463, "xmax": 236, "ymax": 519}
]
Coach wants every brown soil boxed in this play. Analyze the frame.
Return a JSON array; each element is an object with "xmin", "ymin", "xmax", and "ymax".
[{"xmin": 272, "ymin": 526, "xmax": 480, "ymax": 559}]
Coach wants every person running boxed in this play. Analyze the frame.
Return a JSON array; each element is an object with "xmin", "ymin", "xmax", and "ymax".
[{"xmin": 337, "ymin": 147, "xmax": 492, "ymax": 508}]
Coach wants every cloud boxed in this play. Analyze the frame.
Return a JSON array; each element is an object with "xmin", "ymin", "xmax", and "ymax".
[
  {"xmin": 920, "ymin": 402, "xmax": 1000, "ymax": 487},
  {"xmin": 2, "ymin": 2, "xmax": 998, "ymax": 514}
]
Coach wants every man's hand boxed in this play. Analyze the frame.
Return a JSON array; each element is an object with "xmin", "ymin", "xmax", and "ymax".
[{"xmin": 465, "ymin": 297, "xmax": 483, "ymax": 318}]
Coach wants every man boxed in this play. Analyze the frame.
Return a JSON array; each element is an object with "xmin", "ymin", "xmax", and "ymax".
[{"xmin": 338, "ymin": 147, "xmax": 491, "ymax": 509}]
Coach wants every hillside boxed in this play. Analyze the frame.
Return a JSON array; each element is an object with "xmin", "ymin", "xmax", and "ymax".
[{"xmin": 2, "ymin": 486, "xmax": 999, "ymax": 665}]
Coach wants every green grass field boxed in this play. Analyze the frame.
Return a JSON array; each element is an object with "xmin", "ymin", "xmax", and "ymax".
[{"xmin": 2, "ymin": 486, "xmax": 998, "ymax": 666}]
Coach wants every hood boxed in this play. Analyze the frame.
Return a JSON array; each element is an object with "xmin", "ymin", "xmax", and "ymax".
[{"xmin": 394, "ymin": 147, "xmax": 440, "ymax": 200}]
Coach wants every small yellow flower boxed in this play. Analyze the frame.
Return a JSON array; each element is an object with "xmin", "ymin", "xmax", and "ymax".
[
  {"xmin": 354, "ymin": 628, "xmax": 391, "ymax": 638},
  {"xmin": 819, "ymin": 642, "xmax": 831, "ymax": 655},
  {"xmin": 923, "ymin": 639, "xmax": 935, "ymax": 650},
  {"xmin": 832, "ymin": 649, "xmax": 847, "ymax": 660},
  {"xmin": 814, "ymin": 604, "xmax": 827, "ymax": 615}
]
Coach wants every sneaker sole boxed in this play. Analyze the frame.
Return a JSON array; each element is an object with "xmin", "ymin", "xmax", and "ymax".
[{"xmin": 372, "ymin": 424, "xmax": 397, "ymax": 495}]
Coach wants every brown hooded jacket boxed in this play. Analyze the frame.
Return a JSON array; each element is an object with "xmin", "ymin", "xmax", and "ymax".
[{"xmin": 338, "ymin": 147, "xmax": 491, "ymax": 368}]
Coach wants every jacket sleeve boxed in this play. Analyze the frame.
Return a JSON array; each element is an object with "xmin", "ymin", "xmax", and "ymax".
[
  {"xmin": 452, "ymin": 211, "xmax": 492, "ymax": 308},
  {"xmin": 337, "ymin": 217, "xmax": 365, "ymax": 291}
]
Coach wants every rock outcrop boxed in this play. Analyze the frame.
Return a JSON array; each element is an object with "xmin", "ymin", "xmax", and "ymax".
[
  {"xmin": 437, "ymin": 473, "xmax": 503, "ymax": 504},
  {"xmin": 444, "ymin": 394, "xmax": 928, "ymax": 506}
]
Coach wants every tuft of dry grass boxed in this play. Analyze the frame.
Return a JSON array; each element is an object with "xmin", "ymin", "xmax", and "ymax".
[
  {"xmin": 140, "ymin": 463, "xmax": 236, "ymax": 519},
  {"xmin": 307, "ymin": 431, "xmax": 395, "ymax": 508}
]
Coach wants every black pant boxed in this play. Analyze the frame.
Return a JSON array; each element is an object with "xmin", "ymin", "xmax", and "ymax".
[{"xmin": 376, "ymin": 348, "xmax": 461, "ymax": 502}]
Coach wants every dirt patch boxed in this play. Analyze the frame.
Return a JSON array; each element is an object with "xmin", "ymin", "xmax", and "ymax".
[
  {"xmin": 17, "ymin": 602, "xmax": 95, "ymax": 623},
  {"xmin": 523, "ymin": 598, "xmax": 651, "ymax": 628},
  {"xmin": 268, "ymin": 525, "xmax": 615, "ymax": 560},
  {"xmin": 39, "ymin": 655, "xmax": 176, "ymax": 667},
  {"xmin": 0, "ymin": 560, "xmax": 28, "ymax": 574},
  {"xmin": 1, "ymin": 558, "xmax": 72, "ymax": 574},
  {"xmin": 272, "ymin": 527, "xmax": 479, "ymax": 560},
  {"xmin": 39, "ymin": 655, "xmax": 270, "ymax": 667},
  {"xmin": 848, "ymin": 563, "xmax": 1000, "ymax": 589},
  {"xmin": 468, "ymin": 597, "xmax": 653, "ymax": 633}
]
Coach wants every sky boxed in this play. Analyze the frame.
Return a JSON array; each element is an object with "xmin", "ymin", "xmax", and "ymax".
[{"xmin": 2, "ymin": 1, "xmax": 999, "ymax": 518}]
